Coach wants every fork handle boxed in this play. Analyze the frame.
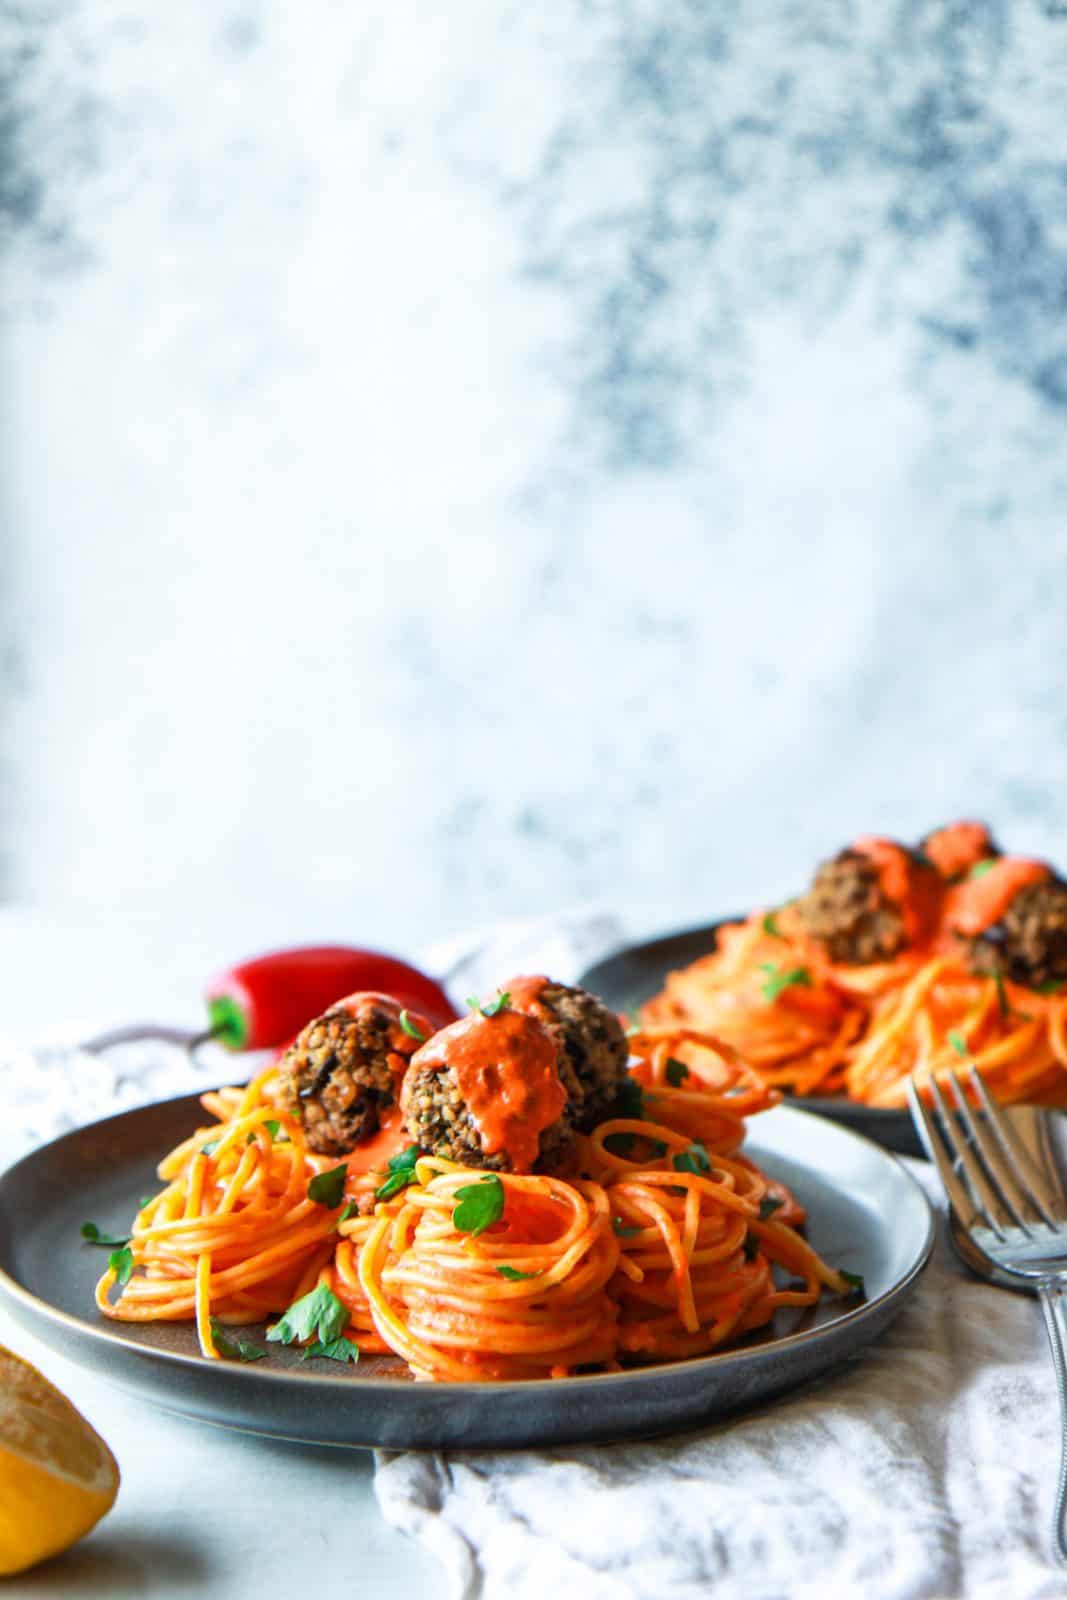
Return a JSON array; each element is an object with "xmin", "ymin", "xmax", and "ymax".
[{"xmin": 1039, "ymin": 1279, "xmax": 1067, "ymax": 1563}]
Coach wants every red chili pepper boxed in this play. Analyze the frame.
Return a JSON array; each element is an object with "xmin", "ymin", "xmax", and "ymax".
[{"xmin": 204, "ymin": 946, "xmax": 458, "ymax": 1050}]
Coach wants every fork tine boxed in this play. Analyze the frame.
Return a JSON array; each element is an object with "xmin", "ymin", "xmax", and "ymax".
[
  {"xmin": 968, "ymin": 1068, "xmax": 1060, "ymax": 1226},
  {"xmin": 906, "ymin": 1076, "xmax": 981, "ymax": 1230},
  {"xmin": 925, "ymin": 1071, "xmax": 1013, "ymax": 1238},
  {"xmin": 944, "ymin": 1068, "xmax": 1035, "ymax": 1234}
]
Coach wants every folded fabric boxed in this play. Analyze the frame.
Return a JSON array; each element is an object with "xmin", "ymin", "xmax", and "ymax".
[{"xmin": 375, "ymin": 1166, "xmax": 1063, "ymax": 1600}]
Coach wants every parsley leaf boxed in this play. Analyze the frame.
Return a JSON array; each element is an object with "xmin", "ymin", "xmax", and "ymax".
[
  {"xmin": 672, "ymin": 1141, "xmax": 713, "ymax": 1177},
  {"xmin": 615, "ymin": 1077, "xmax": 644, "ymax": 1119},
  {"xmin": 452, "ymin": 1175, "xmax": 505, "ymax": 1236},
  {"xmin": 375, "ymin": 1144, "xmax": 420, "ymax": 1201},
  {"xmin": 496, "ymin": 1265, "xmax": 541, "ymax": 1281},
  {"xmin": 267, "ymin": 1283, "xmax": 349, "ymax": 1347},
  {"xmin": 947, "ymin": 1030, "xmax": 969, "ymax": 1058},
  {"xmin": 466, "ymin": 990, "xmax": 511, "ymax": 1018},
  {"xmin": 210, "ymin": 1318, "xmax": 267, "ymax": 1362},
  {"xmin": 399, "ymin": 1009, "xmax": 427, "ymax": 1041},
  {"xmin": 993, "ymin": 970, "xmax": 1010, "ymax": 1018},
  {"xmin": 335, "ymin": 1199, "xmax": 359, "ymax": 1228},
  {"xmin": 665, "ymin": 1057, "xmax": 690, "ymax": 1087},
  {"xmin": 612, "ymin": 1220, "xmax": 641, "ymax": 1238},
  {"xmin": 758, "ymin": 1195, "xmax": 784, "ymax": 1221},
  {"xmin": 992, "ymin": 971, "xmax": 1032, "ymax": 1022},
  {"xmin": 839, "ymin": 1268, "xmax": 866, "ymax": 1297},
  {"xmin": 969, "ymin": 859, "xmax": 997, "ymax": 879},
  {"xmin": 761, "ymin": 910, "xmax": 785, "ymax": 939},
  {"xmin": 201, "ymin": 1139, "xmax": 220, "ymax": 1156},
  {"xmin": 302, "ymin": 1336, "xmax": 360, "ymax": 1364},
  {"xmin": 247, "ymin": 1119, "xmax": 283, "ymax": 1145},
  {"xmin": 80, "ymin": 1222, "xmax": 130, "ymax": 1248},
  {"xmin": 743, "ymin": 1231, "xmax": 761, "ymax": 1261},
  {"xmin": 1037, "ymin": 978, "xmax": 1066, "ymax": 995},
  {"xmin": 109, "ymin": 1245, "xmax": 134, "ymax": 1285},
  {"xmin": 758, "ymin": 963, "xmax": 813, "ymax": 1003},
  {"xmin": 138, "ymin": 1195, "xmax": 155, "ymax": 1210},
  {"xmin": 307, "ymin": 1164, "xmax": 348, "ymax": 1208}
]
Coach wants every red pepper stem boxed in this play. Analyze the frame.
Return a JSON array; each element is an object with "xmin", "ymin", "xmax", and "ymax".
[{"xmin": 206, "ymin": 994, "xmax": 250, "ymax": 1051}]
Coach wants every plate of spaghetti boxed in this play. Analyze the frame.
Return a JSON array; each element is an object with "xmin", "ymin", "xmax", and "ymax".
[
  {"xmin": 582, "ymin": 823, "xmax": 1067, "ymax": 1156},
  {"xmin": 0, "ymin": 976, "xmax": 931, "ymax": 1449}
]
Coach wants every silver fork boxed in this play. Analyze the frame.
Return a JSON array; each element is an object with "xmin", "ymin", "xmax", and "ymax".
[{"xmin": 907, "ymin": 1067, "xmax": 1067, "ymax": 1564}]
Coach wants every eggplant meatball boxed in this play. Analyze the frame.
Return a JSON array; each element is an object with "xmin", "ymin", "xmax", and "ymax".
[
  {"xmin": 402, "ymin": 1005, "xmax": 575, "ymax": 1172},
  {"xmin": 796, "ymin": 839, "xmax": 940, "ymax": 965},
  {"xmin": 949, "ymin": 859, "xmax": 1067, "ymax": 989},
  {"xmin": 277, "ymin": 991, "xmax": 429, "ymax": 1157},
  {"xmin": 505, "ymin": 975, "xmax": 629, "ymax": 1130},
  {"xmin": 920, "ymin": 820, "xmax": 999, "ymax": 882}
]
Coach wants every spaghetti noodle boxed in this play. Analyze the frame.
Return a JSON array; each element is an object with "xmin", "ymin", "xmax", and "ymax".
[
  {"xmin": 642, "ymin": 853, "xmax": 1067, "ymax": 1108},
  {"xmin": 96, "ymin": 1025, "xmax": 858, "ymax": 1378}
]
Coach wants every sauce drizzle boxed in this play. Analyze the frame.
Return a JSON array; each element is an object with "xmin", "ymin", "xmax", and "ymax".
[{"xmin": 408, "ymin": 1009, "xmax": 567, "ymax": 1172}]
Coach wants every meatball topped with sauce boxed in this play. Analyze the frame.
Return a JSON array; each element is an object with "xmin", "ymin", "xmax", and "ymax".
[
  {"xmin": 505, "ymin": 975, "xmax": 629, "ymax": 1130},
  {"xmin": 947, "ymin": 858, "xmax": 1067, "ymax": 989},
  {"xmin": 402, "ymin": 1003, "xmax": 575, "ymax": 1173},
  {"xmin": 919, "ymin": 820, "xmax": 999, "ymax": 882},
  {"xmin": 796, "ymin": 837, "xmax": 941, "ymax": 965},
  {"xmin": 277, "ymin": 991, "xmax": 430, "ymax": 1157}
]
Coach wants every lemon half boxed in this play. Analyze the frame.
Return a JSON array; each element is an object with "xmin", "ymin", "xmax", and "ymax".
[{"xmin": 0, "ymin": 1344, "xmax": 119, "ymax": 1576}]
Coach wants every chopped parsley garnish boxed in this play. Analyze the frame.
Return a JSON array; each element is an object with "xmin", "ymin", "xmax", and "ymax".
[
  {"xmin": 210, "ymin": 1319, "xmax": 267, "ymax": 1362},
  {"xmin": 758, "ymin": 1195, "xmax": 784, "ymax": 1221},
  {"xmin": 665, "ymin": 1057, "xmax": 690, "ymax": 1087},
  {"xmin": 839, "ymin": 1268, "xmax": 866, "ymax": 1297},
  {"xmin": 968, "ymin": 859, "xmax": 997, "ymax": 879},
  {"xmin": 672, "ymin": 1141, "xmax": 713, "ymax": 1177},
  {"xmin": 302, "ymin": 1336, "xmax": 360, "ymax": 1364},
  {"xmin": 109, "ymin": 1245, "xmax": 134, "ymax": 1286},
  {"xmin": 624, "ymin": 1004, "xmax": 644, "ymax": 1038},
  {"xmin": 247, "ymin": 1119, "xmax": 283, "ymax": 1145},
  {"xmin": 615, "ymin": 1077, "xmax": 645, "ymax": 1118},
  {"xmin": 375, "ymin": 1144, "xmax": 420, "ymax": 1201},
  {"xmin": 452, "ymin": 1175, "xmax": 505, "ymax": 1236},
  {"xmin": 758, "ymin": 963, "xmax": 813, "ymax": 1003},
  {"xmin": 399, "ymin": 1009, "xmax": 427, "ymax": 1041},
  {"xmin": 267, "ymin": 1283, "xmax": 349, "ymax": 1348},
  {"xmin": 200, "ymin": 1139, "xmax": 220, "ymax": 1156},
  {"xmin": 761, "ymin": 910, "xmax": 785, "ymax": 939},
  {"xmin": 467, "ymin": 990, "xmax": 511, "ymax": 1018},
  {"xmin": 307, "ymin": 1164, "xmax": 348, "ymax": 1208},
  {"xmin": 496, "ymin": 1265, "xmax": 541, "ymax": 1281},
  {"xmin": 80, "ymin": 1222, "xmax": 130, "ymax": 1248},
  {"xmin": 743, "ymin": 1231, "xmax": 761, "ymax": 1261},
  {"xmin": 138, "ymin": 1196, "xmax": 154, "ymax": 1210},
  {"xmin": 335, "ymin": 1200, "xmax": 359, "ymax": 1228},
  {"xmin": 992, "ymin": 971, "xmax": 1032, "ymax": 1022},
  {"xmin": 612, "ymin": 1220, "xmax": 642, "ymax": 1238},
  {"xmin": 1037, "ymin": 979, "xmax": 1066, "ymax": 995},
  {"xmin": 947, "ymin": 1030, "xmax": 969, "ymax": 1058}
]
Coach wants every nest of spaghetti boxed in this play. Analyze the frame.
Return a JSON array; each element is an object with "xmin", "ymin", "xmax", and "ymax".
[
  {"xmin": 642, "ymin": 825, "xmax": 1067, "ymax": 1108},
  {"xmin": 95, "ymin": 1011, "xmax": 859, "ymax": 1380}
]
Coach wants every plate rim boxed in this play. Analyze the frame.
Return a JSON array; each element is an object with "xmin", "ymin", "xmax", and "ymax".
[{"xmin": 0, "ymin": 1090, "xmax": 934, "ymax": 1400}]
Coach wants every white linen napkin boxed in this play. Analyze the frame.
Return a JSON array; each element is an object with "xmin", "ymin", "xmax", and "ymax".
[{"xmin": 374, "ymin": 1159, "xmax": 1063, "ymax": 1600}]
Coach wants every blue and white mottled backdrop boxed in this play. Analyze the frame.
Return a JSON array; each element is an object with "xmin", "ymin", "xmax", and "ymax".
[{"xmin": 3, "ymin": 0, "xmax": 1067, "ymax": 964}]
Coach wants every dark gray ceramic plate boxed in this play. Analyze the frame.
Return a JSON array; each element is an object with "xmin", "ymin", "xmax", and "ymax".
[
  {"xmin": 0, "ymin": 1093, "xmax": 932, "ymax": 1450},
  {"xmin": 580, "ymin": 923, "xmax": 925, "ymax": 1158}
]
